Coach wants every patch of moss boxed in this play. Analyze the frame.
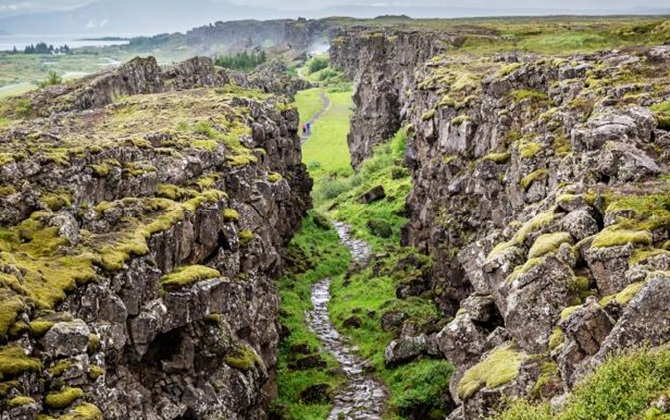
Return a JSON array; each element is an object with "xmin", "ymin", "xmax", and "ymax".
[
  {"xmin": 488, "ymin": 210, "xmax": 558, "ymax": 260},
  {"xmin": 59, "ymin": 403, "xmax": 103, "ymax": 420},
  {"xmin": 548, "ymin": 328, "xmax": 565, "ymax": 351},
  {"xmin": 630, "ymin": 248, "xmax": 670, "ymax": 266},
  {"xmin": 519, "ymin": 142, "xmax": 542, "ymax": 159},
  {"xmin": 41, "ymin": 192, "xmax": 72, "ymax": 212},
  {"xmin": 239, "ymin": 229, "xmax": 254, "ymax": 246},
  {"xmin": 160, "ymin": 265, "xmax": 221, "ymax": 289},
  {"xmin": 483, "ymin": 152, "xmax": 511, "ymax": 164},
  {"xmin": 458, "ymin": 344, "xmax": 526, "ymax": 399},
  {"xmin": 0, "ymin": 380, "xmax": 19, "ymax": 397},
  {"xmin": 451, "ymin": 115, "xmax": 471, "ymax": 126},
  {"xmin": 156, "ymin": 184, "xmax": 194, "ymax": 201},
  {"xmin": 521, "ymin": 169, "xmax": 549, "ymax": 190},
  {"xmin": 0, "ymin": 344, "xmax": 41, "ymax": 380},
  {"xmin": 560, "ymin": 305, "xmax": 581, "ymax": 320},
  {"xmin": 268, "ymin": 172, "xmax": 283, "ymax": 183},
  {"xmin": 8, "ymin": 396, "xmax": 35, "ymax": 408},
  {"xmin": 500, "ymin": 62, "xmax": 522, "ymax": 77},
  {"xmin": 88, "ymin": 365, "xmax": 105, "ymax": 380},
  {"xmin": 44, "ymin": 387, "xmax": 84, "ymax": 409},
  {"xmin": 421, "ymin": 109, "xmax": 436, "ymax": 121},
  {"xmin": 0, "ymin": 297, "xmax": 24, "ymax": 341},
  {"xmin": 48, "ymin": 360, "xmax": 73, "ymax": 377},
  {"xmin": 600, "ymin": 281, "xmax": 646, "ymax": 307},
  {"xmin": 528, "ymin": 232, "xmax": 573, "ymax": 259},
  {"xmin": 226, "ymin": 154, "xmax": 258, "ymax": 167},
  {"xmin": 512, "ymin": 89, "xmax": 549, "ymax": 104},
  {"xmin": 28, "ymin": 320, "xmax": 54, "ymax": 337},
  {"xmin": 0, "ymin": 185, "xmax": 17, "ymax": 197},
  {"xmin": 87, "ymin": 334, "xmax": 100, "ymax": 354},
  {"xmin": 223, "ymin": 208, "xmax": 240, "ymax": 222},
  {"xmin": 591, "ymin": 227, "xmax": 652, "ymax": 249},
  {"xmin": 507, "ymin": 257, "xmax": 544, "ymax": 283},
  {"xmin": 224, "ymin": 344, "xmax": 262, "ymax": 371}
]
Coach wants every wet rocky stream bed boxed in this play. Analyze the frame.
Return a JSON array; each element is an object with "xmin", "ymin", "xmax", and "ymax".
[{"xmin": 305, "ymin": 222, "xmax": 387, "ymax": 419}]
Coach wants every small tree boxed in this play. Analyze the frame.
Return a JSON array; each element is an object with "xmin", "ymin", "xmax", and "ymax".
[{"xmin": 38, "ymin": 70, "xmax": 62, "ymax": 88}]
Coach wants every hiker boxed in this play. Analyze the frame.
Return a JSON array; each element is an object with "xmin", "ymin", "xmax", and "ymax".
[
  {"xmin": 302, "ymin": 123, "xmax": 307, "ymax": 134},
  {"xmin": 306, "ymin": 122, "xmax": 311, "ymax": 133}
]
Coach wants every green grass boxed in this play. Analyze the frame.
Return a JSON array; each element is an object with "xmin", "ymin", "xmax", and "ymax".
[
  {"xmin": 275, "ymin": 212, "xmax": 350, "ymax": 418},
  {"xmin": 318, "ymin": 129, "xmax": 411, "ymax": 250},
  {"xmin": 301, "ymin": 90, "xmax": 354, "ymax": 179},
  {"xmin": 295, "ymin": 88, "xmax": 326, "ymax": 124},
  {"xmin": 494, "ymin": 348, "xmax": 670, "ymax": 420},
  {"xmin": 329, "ymin": 251, "xmax": 453, "ymax": 418}
]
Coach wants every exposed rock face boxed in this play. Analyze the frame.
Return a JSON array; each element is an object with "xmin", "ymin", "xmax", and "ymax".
[
  {"xmin": 0, "ymin": 57, "xmax": 311, "ymax": 419},
  {"xmin": 333, "ymin": 28, "xmax": 670, "ymax": 416}
]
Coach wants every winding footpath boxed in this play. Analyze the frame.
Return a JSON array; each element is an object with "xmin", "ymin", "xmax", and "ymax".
[
  {"xmin": 300, "ymin": 91, "xmax": 330, "ymax": 145},
  {"xmin": 306, "ymin": 222, "xmax": 386, "ymax": 420}
]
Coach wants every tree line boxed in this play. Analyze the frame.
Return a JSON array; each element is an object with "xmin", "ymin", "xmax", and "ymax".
[
  {"xmin": 11, "ymin": 42, "xmax": 72, "ymax": 55},
  {"xmin": 214, "ymin": 50, "xmax": 266, "ymax": 72}
]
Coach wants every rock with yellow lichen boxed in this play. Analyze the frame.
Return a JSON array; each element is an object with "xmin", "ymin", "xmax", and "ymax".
[{"xmin": 0, "ymin": 54, "xmax": 311, "ymax": 419}]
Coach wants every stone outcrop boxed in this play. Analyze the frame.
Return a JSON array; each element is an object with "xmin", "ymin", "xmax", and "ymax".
[
  {"xmin": 0, "ymin": 57, "xmax": 311, "ymax": 419},
  {"xmin": 333, "ymin": 26, "xmax": 670, "ymax": 416}
]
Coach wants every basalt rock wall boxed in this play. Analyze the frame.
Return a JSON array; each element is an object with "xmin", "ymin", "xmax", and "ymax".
[
  {"xmin": 0, "ymin": 57, "xmax": 311, "ymax": 419},
  {"xmin": 333, "ymin": 28, "xmax": 670, "ymax": 417}
]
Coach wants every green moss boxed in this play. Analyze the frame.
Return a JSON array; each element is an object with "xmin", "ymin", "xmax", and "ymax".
[
  {"xmin": 87, "ymin": 164, "xmax": 110, "ymax": 177},
  {"xmin": 8, "ymin": 396, "xmax": 35, "ymax": 408},
  {"xmin": 0, "ymin": 344, "xmax": 41, "ymax": 380},
  {"xmin": 519, "ymin": 142, "xmax": 542, "ymax": 159},
  {"xmin": 239, "ymin": 229, "xmax": 254, "ymax": 246},
  {"xmin": 197, "ymin": 174, "xmax": 218, "ymax": 189},
  {"xmin": 560, "ymin": 305, "xmax": 581, "ymax": 320},
  {"xmin": 160, "ymin": 265, "xmax": 221, "ymax": 289},
  {"xmin": 421, "ymin": 109, "xmax": 436, "ymax": 121},
  {"xmin": 268, "ymin": 172, "xmax": 283, "ymax": 183},
  {"xmin": 528, "ymin": 232, "xmax": 573, "ymax": 259},
  {"xmin": 483, "ymin": 152, "xmax": 511, "ymax": 164},
  {"xmin": 500, "ymin": 62, "xmax": 522, "ymax": 77},
  {"xmin": 223, "ymin": 208, "xmax": 240, "ymax": 222},
  {"xmin": 224, "ymin": 344, "xmax": 262, "ymax": 371},
  {"xmin": 548, "ymin": 328, "xmax": 565, "ymax": 351},
  {"xmin": 630, "ymin": 248, "xmax": 670, "ymax": 265},
  {"xmin": 41, "ymin": 192, "xmax": 72, "ymax": 211},
  {"xmin": 512, "ymin": 89, "xmax": 548, "ymax": 104},
  {"xmin": 651, "ymin": 101, "xmax": 670, "ymax": 130},
  {"xmin": 28, "ymin": 320, "xmax": 54, "ymax": 337},
  {"xmin": 488, "ymin": 210, "xmax": 558, "ymax": 260},
  {"xmin": 591, "ymin": 227, "xmax": 652, "ymax": 249},
  {"xmin": 0, "ymin": 185, "xmax": 17, "ymax": 197},
  {"xmin": 59, "ymin": 403, "xmax": 103, "ymax": 420},
  {"xmin": 226, "ymin": 154, "xmax": 259, "ymax": 167},
  {"xmin": 521, "ymin": 169, "xmax": 549, "ymax": 190},
  {"xmin": 451, "ymin": 115, "xmax": 471, "ymax": 126},
  {"xmin": 507, "ymin": 257, "xmax": 544, "ymax": 283},
  {"xmin": 0, "ymin": 380, "xmax": 19, "ymax": 397},
  {"xmin": 600, "ymin": 281, "xmax": 646, "ymax": 307},
  {"xmin": 88, "ymin": 365, "xmax": 105, "ymax": 380},
  {"xmin": 0, "ymin": 297, "xmax": 24, "ymax": 341},
  {"xmin": 87, "ymin": 334, "xmax": 100, "ymax": 353},
  {"xmin": 44, "ymin": 387, "xmax": 84, "ymax": 409},
  {"xmin": 458, "ymin": 344, "xmax": 526, "ymax": 399},
  {"xmin": 156, "ymin": 184, "xmax": 193, "ymax": 201},
  {"xmin": 48, "ymin": 360, "xmax": 72, "ymax": 377}
]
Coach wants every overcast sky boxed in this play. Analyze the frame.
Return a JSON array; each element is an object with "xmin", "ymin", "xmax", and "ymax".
[{"xmin": 0, "ymin": 0, "xmax": 668, "ymax": 16}]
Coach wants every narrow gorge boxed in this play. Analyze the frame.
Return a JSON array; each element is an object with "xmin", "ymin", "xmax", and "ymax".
[{"xmin": 1, "ymin": 15, "xmax": 670, "ymax": 420}]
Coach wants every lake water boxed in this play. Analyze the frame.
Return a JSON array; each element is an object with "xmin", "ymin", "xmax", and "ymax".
[{"xmin": 0, "ymin": 34, "xmax": 130, "ymax": 51}]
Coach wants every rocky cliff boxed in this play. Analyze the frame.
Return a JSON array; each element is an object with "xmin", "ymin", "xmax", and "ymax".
[
  {"xmin": 333, "ymin": 28, "xmax": 670, "ymax": 417},
  {"xmin": 0, "ymin": 56, "xmax": 311, "ymax": 419}
]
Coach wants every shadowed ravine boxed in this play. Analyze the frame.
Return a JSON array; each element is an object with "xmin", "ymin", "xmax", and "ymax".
[{"xmin": 306, "ymin": 222, "xmax": 386, "ymax": 420}]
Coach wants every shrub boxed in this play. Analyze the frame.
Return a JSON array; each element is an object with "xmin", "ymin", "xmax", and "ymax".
[{"xmin": 308, "ymin": 56, "xmax": 330, "ymax": 73}]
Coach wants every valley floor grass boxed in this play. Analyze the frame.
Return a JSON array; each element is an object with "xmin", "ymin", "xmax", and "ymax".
[
  {"xmin": 295, "ymin": 88, "xmax": 326, "ymax": 125},
  {"xmin": 301, "ymin": 89, "xmax": 354, "ymax": 179}
]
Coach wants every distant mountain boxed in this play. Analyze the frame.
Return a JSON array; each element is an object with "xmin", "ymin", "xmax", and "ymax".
[
  {"xmin": 0, "ymin": 1, "xmax": 668, "ymax": 37},
  {"xmin": 0, "ymin": 0, "xmax": 293, "ymax": 35},
  {"xmin": 307, "ymin": 5, "xmax": 670, "ymax": 19}
]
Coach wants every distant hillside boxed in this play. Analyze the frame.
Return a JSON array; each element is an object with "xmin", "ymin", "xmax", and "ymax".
[{"xmin": 0, "ymin": 0, "xmax": 288, "ymax": 35}]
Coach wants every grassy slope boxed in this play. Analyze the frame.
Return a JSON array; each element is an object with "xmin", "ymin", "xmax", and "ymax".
[{"xmin": 495, "ymin": 348, "xmax": 670, "ymax": 419}]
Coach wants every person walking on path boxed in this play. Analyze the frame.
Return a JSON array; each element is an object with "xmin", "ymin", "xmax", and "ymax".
[
  {"xmin": 302, "ymin": 123, "xmax": 307, "ymax": 134},
  {"xmin": 306, "ymin": 122, "xmax": 311, "ymax": 133}
]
